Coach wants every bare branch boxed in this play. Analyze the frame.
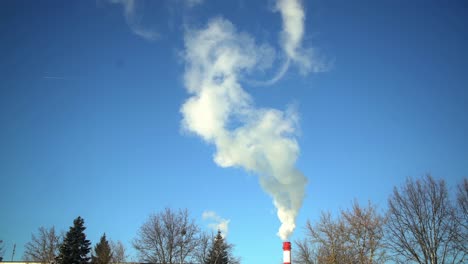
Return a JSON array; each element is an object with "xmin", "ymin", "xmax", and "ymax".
[
  {"xmin": 341, "ymin": 200, "xmax": 387, "ymax": 264},
  {"xmin": 385, "ymin": 175, "xmax": 462, "ymax": 264},
  {"xmin": 23, "ymin": 226, "xmax": 61, "ymax": 262},
  {"xmin": 132, "ymin": 208, "xmax": 200, "ymax": 264},
  {"xmin": 454, "ymin": 178, "xmax": 468, "ymax": 261},
  {"xmin": 110, "ymin": 240, "xmax": 127, "ymax": 263},
  {"xmin": 297, "ymin": 201, "xmax": 387, "ymax": 264},
  {"xmin": 294, "ymin": 238, "xmax": 317, "ymax": 264}
]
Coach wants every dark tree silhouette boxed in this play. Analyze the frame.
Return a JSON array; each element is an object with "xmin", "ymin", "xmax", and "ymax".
[
  {"xmin": 194, "ymin": 231, "xmax": 240, "ymax": 264},
  {"xmin": 0, "ymin": 239, "xmax": 4, "ymax": 261},
  {"xmin": 56, "ymin": 216, "xmax": 91, "ymax": 264},
  {"xmin": 92, "ymin": 234, "xmax": 112, "ymax": 264},
  {"xmin": 205, "ymin": 230, "xmax": 229, "ymax": 264}
]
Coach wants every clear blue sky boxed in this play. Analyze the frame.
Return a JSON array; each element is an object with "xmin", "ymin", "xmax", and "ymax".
[{"xmin": 1, "ymin": 0, "xmax": 467, "ymax": 263}]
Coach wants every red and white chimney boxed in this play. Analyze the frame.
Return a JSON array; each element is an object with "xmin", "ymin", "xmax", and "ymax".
[{"xmin": 283, "ymin": 241, "xmax": 291, "ymax": 264}]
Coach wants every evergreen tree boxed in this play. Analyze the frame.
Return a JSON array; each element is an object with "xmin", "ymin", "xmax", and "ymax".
[
  {"xmin": 56, "ymin": 216, "xmax": 91, "ymax": 264},
  {"xmin": 205, "ymin": 230, "xmax": 229, "ymax": 264},
  {"xmin": 0, "ymin": 239, "xmax": 4, "ymax": 261},
  {"xmin": 91, "ymin": 234, "xmax": 112, "ymax": 264}
]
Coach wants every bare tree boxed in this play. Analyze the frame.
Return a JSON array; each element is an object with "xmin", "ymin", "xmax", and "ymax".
[
  {"xmin": 193, "ymin": 232, "xmax": 211, "ymax": 264},
  {"xmin": 303, "ymin": 212, "xmax": 350, "ymax": 264},
  {"xmin": 23, "ymin": 226, "xmax": 61, "ymax": 262},
  {"xmin": 295, "ymin": 238, "xmax": 318, "ymax": 264},
  {"xmin": 341, "ymin": 201, "xmax": 387, "ymax": 264},
  {"xmin": 110, "ymin": 240, "xmax": 127, "ymax": 263},
  {"xmin": 458, "ymin": 179, "xmax": 468, "ymax": 217},
  {"xmin": 385, "ymin": 175, "xmax": 462, "ymax": 264},
  {"xmin": 296, "ymin": 201, "xmax": 386, "ymax": 264},
  {"xmin": 132, "ymin": 208, "xmax": 199, "ymax": 264},
  {"xmin": 454, "ymin": 178, "xmax": 468, "ymax": 259}
]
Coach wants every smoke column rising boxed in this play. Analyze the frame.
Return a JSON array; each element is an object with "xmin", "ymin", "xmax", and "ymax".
[
  {"xmin": 107, "ymin": 0, "xmax": 159, "ymax": 41},
  {"xmin": 273, "ymin": 0, "xmax": 328, "ymax": 81},
  {"xmin": 276, "ymin": 0, "xmax": 308, "ymax": 71},
  {"xmin": 180, "ymin": 14, "xmax": 308, "ymax": 240},
  {"xmin": 180, "ymin": 1, "xmax": 312, "ymax": 241}
]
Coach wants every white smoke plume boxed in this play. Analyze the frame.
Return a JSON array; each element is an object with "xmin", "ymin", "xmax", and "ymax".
[
  {"xmin": 107, "ymin": 0, "xmax": 159, "ymax": 41},
  {"xmin": 107, "ymin": 0, "xmax": 204, "ymax": 41},
  {"xmin": 250, "ymin": 0, "xmax": 327, "ymax": 86},
  {"xmin": 276, "ymin": 0, "xmax": 308, "ymax": 71},
  {"xmin": 258, "ymin": 0, "xmax": 330, "ymax": 85},
  {"xmin": 202, "ymin": 211, "xmax": 230, "ymax": 237},
  {"xmin": 181, "ymin": 17, "xmax": 307, "ymax": 240}
]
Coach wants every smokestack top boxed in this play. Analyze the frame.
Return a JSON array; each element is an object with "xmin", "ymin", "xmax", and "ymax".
[
  {"xmin": 283, "ymin": 241, "xmax": 291, "ymax": 264},
  {"xmin": 283, "ymin": 241, "xmax": 291, "ymax": 251}
]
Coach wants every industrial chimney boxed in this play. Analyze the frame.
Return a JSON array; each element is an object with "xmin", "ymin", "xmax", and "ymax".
[{"xmin": 283, "ymin": 241, "xmax": 291, "ymax": 264}]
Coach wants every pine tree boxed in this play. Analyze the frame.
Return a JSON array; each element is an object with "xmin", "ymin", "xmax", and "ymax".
[
  {"xmin": 205, "ymin": 230, "xmax": 229, "ymax": 264},
  {"xmin": 0, "ymin": 239, "xmax": 4, "ymax": 261},
  {"xmin": 91, "ymin": 234, "xmax": 112, "ymax": 264},
  {"xmin": 56, "ymin": 216, "xmax": 91, "ymax": 264}
]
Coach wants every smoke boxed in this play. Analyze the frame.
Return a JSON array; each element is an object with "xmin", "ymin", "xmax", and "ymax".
[
  {"xmin": 202, "ymin": 211, "xmax": 230, "ymax": 237},
  {"xmin": 180, "ymin": 17, "xmax": 307, "ymax": 240},
  {"xmin": 107, "ymin": 0, "xmax": 204, "ymax": 41},
  {"xmin": 107, "ymin": 0, "xmax": 159, "ymax": 41},
  {"xmin": 184, "ymin": 0, "xmax": 204, "ymax": 8},
  {"xmin": 276, "ymin": 0, "xmax": 308, "ymax": 72},
  {"xmin": 249, "ymin": 0, "xmax": 327, "ymax": 86}
]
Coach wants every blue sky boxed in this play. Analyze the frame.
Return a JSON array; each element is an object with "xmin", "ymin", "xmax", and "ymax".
[{"xmin": 1, "ymin": 0, "xmax": 467, "ymax": 263}]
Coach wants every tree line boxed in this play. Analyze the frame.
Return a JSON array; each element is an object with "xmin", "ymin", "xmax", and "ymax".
[
  {"xmin": 18, "ymin": 216, "xmax": 127, "ymax": 264},
  {"xmin": 3, "ymin": 208, "xmax": 238, "ymax": 264},
  {"xmin": 294, "ymin": 175, "xmax": 467, "ymax": 264},
  {"xmin": 1, "ymin": 174, "xmax": 466, "ymax": 264}
]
